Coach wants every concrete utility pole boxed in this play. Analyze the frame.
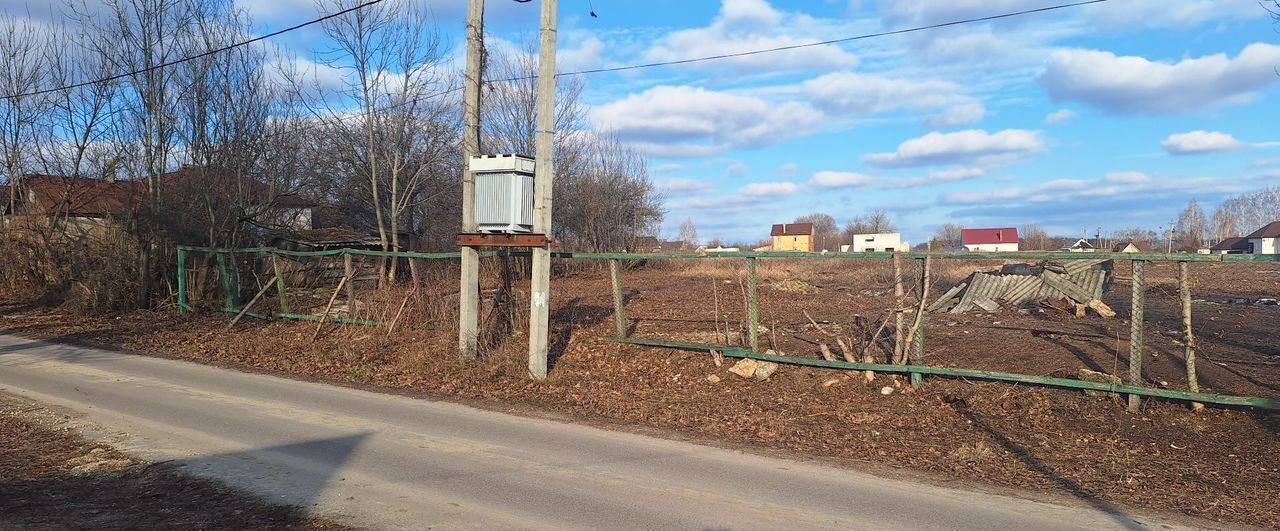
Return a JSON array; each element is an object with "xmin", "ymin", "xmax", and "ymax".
[
  {"xmin": 458, "ymin": 0, "xmax": 484, "ymax": 360},
  {"xmin": 528, "ymin": 0, "xmax": 558, "ymax": 379}
]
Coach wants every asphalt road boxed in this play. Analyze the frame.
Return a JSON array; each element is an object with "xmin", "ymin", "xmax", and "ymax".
[{"xmin": 0, "ymin": 334, "xmax": 1215, "ymax": 530}]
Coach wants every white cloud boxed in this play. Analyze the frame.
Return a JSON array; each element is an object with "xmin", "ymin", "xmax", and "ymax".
[
  {"xmin": 938, "ymin": 173, "xmax": 1240, "ymax": 207},
  {"xmin": 1161, "ymin": 131, "xmax": 1246, "ymax": 155},
  {"xmin": 658, "ymin": 178, "xmax": 712, "ymax": 197},
  {"xmin": 779, "ymin": 162, "xmax": 800, "ymax": 180},
  {"xmin": 590, "ymin": 85, "xmax": 825, "ymax": 157},
  {"xmin": 803, "ymin": 72, "xmax": 982, "ymax": 123},
  {"xmin": 558, "ymin": 35, "xmax": 606, "ymax": 72},
  {"xmin": 1083, "ymin": 0, "xmax": 1263, "ymax": 30},
  {"xmin": 725, "ymin": 162, "xmax": 749, "ymax": 177},
  {"xmin": 1104, "ymin": 171, "xmax": 1150, "ymax": 184},
  {"xmin": 643, "ymin": 0, "xmax": 858, "ymax": 71},
  {"xmin": 883, "ymin": 168, "xmax": 986, "ymax": 189},
  {"xmin": 1037, "ymin": 44, "xmax": 1280, "ymax": 114},
  {"xmin": 740, "ymin": 181, "xmax": 799, "ymax": 197},
  {"xmin": 926, "ymin": 103, "xmax": 986, "ymax": 128},
  {"xmin": 1044, "ymin": 109, "xmax": 1076, "ymax": 125},
  {"xmin": 881, "ymin": 0, "xmax": 1046, "ymax": 27},
  {"xmin": 809, "ymin": 171, "xmax": 875, "ymax": 189},
  {"xmin": 863, "ymin": 129, "xmax": 1045, "ymax": 168}
]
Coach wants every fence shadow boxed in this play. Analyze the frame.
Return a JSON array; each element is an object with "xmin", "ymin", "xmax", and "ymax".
[{"xmin": 946, "ymin": 399, "xmax": 1146, "ymax": 531}]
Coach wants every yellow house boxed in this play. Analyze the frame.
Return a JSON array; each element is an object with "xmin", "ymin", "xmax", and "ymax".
[{"xmin": 770, "ymin": 223, "xmax": 814, "ymax": 252}]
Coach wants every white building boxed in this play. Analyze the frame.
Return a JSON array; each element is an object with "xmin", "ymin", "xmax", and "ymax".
[
  {"xmin": 841, "ymin": 232, "xmax": 909, "ymax": 253},
  {"xmin": 961, "ymin": 227, "xmax": 1020, "ymax": 252},
  {"xmin": 1245, "ymin": 221, "xmax": 1280, "ymax": 254}
]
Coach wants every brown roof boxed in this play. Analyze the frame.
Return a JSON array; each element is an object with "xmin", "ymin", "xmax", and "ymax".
[
  {"xmin": 161, "ymin": 166, "xmax": 315, "ymax": 209},
  {"xmin": 632, "ymin": 236, "xmax": 659, "ymax": 250},
  {"xmin": 1210, "ymin": 237, "xmax": 1250, "ymax": 251},
  {"xmin": 1112, "ymin": 241, "xmax": 1152, "ymax": 252},
  {"xmin": 1244, "ymin": 221, "xmax": 1280, "ymax": 239},
  {"xmin": 21, "ymin": 174, "xmax": 143, "ymax": 218},
  {"xmin": 659, "ymin": 240, "xmax": 686, "ymax": 251},
  {"xmin": 771, "ymin": 223, "xmax": 814, "ymax": 237}
]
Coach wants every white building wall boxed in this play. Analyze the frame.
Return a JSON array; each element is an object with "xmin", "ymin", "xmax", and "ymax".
[
  {"xmin": 1251, "ymin": 237, "xmax": 1278, "ymax": 254},
  {"xmin": 965, "ymin": 242, "xmax": 1020, "ymax": 252},
  {"xmin": 844, "ymin": 233, "xmax": 907, "ymax": 253}
]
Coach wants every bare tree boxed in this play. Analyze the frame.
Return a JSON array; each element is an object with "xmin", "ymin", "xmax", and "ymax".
[
  {"xmin": 0, "ymin": 16, "xmax": 49, "ymax": 215},
  {"xmin": 842, "ymin": 209, "xmax": 896, "ymax": 246},
  {"xmin": 1019, "ymin": 223, "xmax": 1050, "ymax": 250},
  {"xmin": 1175, "ymin": 198, "xmax": 1208, "ymax": 248},
  {"xmin": 1113, "ymin": 227, "xmax": 1157, "ymax": 244},
  {"xmin": 307, "ymin": 0, "xmax": 458, "ymax": 281},
  {"xmin": 932, "ymin": 223, "xmax": 965, "ymax": 249},
  {"xmin": 481, "ymin": 42, "xmax": 661, "ymax": 252},
  {"xmin": 678, "ymin": 218, "xmax": 698, "ymax": 249},
  {"xmin": 1212, "ymin": 187, "xmax": 1278, "ymax": 240},
  {"xmin": 795, "ymin": 212, "xmax": 837, "ymax": 251}
]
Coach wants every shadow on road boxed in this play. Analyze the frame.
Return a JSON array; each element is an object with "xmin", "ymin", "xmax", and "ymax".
[{"xmin": 1, "ymin": 412, "xmax": 366, "ymax": 530}]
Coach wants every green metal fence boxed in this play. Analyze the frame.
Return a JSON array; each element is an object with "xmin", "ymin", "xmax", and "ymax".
[{"xmin": 176, "ymin": 245, "xmax": 1280, "ymax": 410}]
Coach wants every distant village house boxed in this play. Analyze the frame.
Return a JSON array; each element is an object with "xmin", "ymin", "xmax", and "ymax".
[
  {"xmin": 1244, "ymin": 221, "xmax": 1280, "ymax": 254},
  {"xmin": 769, "ymin": 223, "xmax": 814, "ymax": 252},
  {"xmin": 840, "ymin": 232, "xmax": 909, "ymax": 253},
  {"xmin": 961, "ymin": 227, "xmax": 1019, "ymax": 252},
  {"xmin": 1112, "ymin": 241, "xmax": 1153, "ymax": 253}
]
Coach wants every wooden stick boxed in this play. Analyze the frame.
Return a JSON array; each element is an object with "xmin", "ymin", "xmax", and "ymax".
[
  {"xmin": 819, "ymin": 343, "xmax": 837, "ymax": 362},
  {"xmin": 272, "ymin": 254, "xmax": 289, "ymax": 313},
  {"xmin": 892, "ymin": 252, "xmax": 905, "ymax": 364},
  {"xmin": 902, "ymin": 257, "xmax": 932, "ymax": 364},
  {"xmin": 1128, "ymin": 260, "xmax": 1146, "ymax": 413},
  {"xmin": 343, "ymin": 253, "xmax": 356, "ymax": 312},
  {"xmin": 713, "ymin": 278, "xmax": 722, "ymax": 343},
  {"xmin": 386, "ymin": 288, "xmax": 415, "ymax": 337},
  {"xmin": 225, "ymin": 274, "xmax": 279, "ymax": 331},
  {"xmin": 312, "ymin": 275, "xmax": 350, "ymax": 342},
  {"xmin": 1179, "ymin": 261, "xmax": 1203, "ymax": 411},
  {"xmin": 803, "ymin": 309, "xmax": 835, "ymax": 337}
]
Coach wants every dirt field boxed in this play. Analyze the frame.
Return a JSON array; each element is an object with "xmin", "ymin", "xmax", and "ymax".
[
  {"xmin": 1, "ymin": 256, "xmax": 1277, "ymax": 528},
  {"xmin": 0, "ymin": 393, "xmax": 355, "ymax": 530}
]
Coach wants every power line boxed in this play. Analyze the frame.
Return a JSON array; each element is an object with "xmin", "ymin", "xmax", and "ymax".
[
  {"xmin": 3, "ymin": 0, "xmax": 386, "ymax": 100},
  {"xmin": 282, "ymin": 0, "xmax": 1106, "ymax": 134},
  {"xmin": 565, "ymin": 0, "xmax": 1107, "ymax": 76}
]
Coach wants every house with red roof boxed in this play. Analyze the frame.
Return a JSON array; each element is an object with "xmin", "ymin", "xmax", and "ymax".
[{"xmin": 961, "ymin": 227, "xmax": 1019, "ymax": 252}]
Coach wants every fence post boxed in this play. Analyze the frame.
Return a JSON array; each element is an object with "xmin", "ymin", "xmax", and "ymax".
[
  {"xmin": 747, "ymin": 257, "xmax": 759, "ymax": 351},
  {"xmin": 610, "ymin": 258, "xmax": 627, "ymax": 338},
  {"xmin": 1128, "ymin": 259, "xmax": 1146, "ymax": 412},
  {"xmin": 272, "ymin": 252, "xmax": 289, "ymax": 314},
  {"xmin": 177, "ymin": 247, "xmax": 188, "ymax": 315},
  {"xmin": 215, "ymin": 252, "xmax": 235, "ymax": 311},
  {"xmin": 911, "ymin": 256, "xmax": 929, "ymax": 388},
  {"xmin": 1179, "ymin": 261, "xmax": 1202, "ymax": 411},
  {"xmin": 343, "ymin": 252, "xmax": 356, "ymax": 313}
]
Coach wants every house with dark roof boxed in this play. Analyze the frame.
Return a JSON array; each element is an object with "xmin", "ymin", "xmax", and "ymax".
[
  {"xmin": 769, "ymin": 223, "xmax": 814, "ymax": 252},
  {"xmin": 1112, "ymin": 241, "xmax": 1153, "ymax": 253},
  {"xmin": 1061, "ymin": 238, "xmax": 1096, "ymax": 252},
  {"xmin": 962, "ymin": 227, "xmax": 1019, "ymax": 252},
  {"xmin": 1244, "ymin": 221, "xmax": 1280, "ymax": 255},
  {"xmin": 1, "ymin": 174, "xmax": 145, "ymax": 241},
  {"xmin": 1208, "ymin": 237, "xmax": 1251, "ymax": 254},
  {"xmin": 3, "ymin": 169, "xmax": 318, "ymax": 245}
]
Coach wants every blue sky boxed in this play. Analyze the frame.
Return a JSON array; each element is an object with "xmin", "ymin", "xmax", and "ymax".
[{"xmin": 8, "ymin": 0, "xmax": 1279, "ymax": 245}]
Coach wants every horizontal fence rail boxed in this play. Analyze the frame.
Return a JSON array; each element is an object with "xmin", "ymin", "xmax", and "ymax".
[
  {"xmin": 610, "ymin": 339, "xmax": 1280, "ymax": 410},
  {"xmin": 178, "ymin": 246, "xmax": 1280, "ymax": 263},
  {"xmin": 175, "ymin": 245, "xmax": 1280, "ymax": 411}
]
